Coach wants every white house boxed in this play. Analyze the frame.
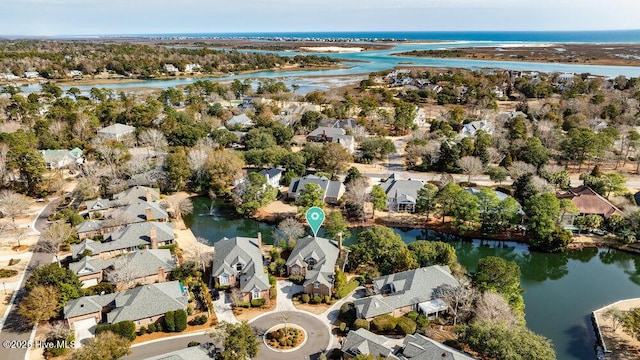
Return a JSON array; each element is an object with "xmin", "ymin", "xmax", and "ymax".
[
  {"xmin": 258, "ymin": 168, "xmax": 283, "ymax": 189},
  {"xmin": 460, "ymin": 119, "xmax": 495, "ymax": 137},
  {"xmin": 97, "ymin": 123, "xmax": 136, "ymax": 141},
  {"xmin": 24, "ymin": 71, "xmax": 40, "ymax": 79},
  {"xmin": 184, "ymin": 64, "xmax": 201, "ymax": 73},
  {"xmin": 163, "ymin": 64, "xmax": 179, "ymax": 74}
]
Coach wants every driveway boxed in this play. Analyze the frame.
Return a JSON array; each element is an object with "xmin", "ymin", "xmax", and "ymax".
[
  {"xmin": 251, "ymin": 311, "xmax": 331, "ymax": 360},
  {"xmin": 276, "ymin": 280, "xmax": 303, "ymax": 312},
  {"xmin": 73, "ymin": 318, "xmax": 97, "ymax": 348},
  {"xmin": 213, "ymin": 292, "xmax": 238, "ymax": 324}
]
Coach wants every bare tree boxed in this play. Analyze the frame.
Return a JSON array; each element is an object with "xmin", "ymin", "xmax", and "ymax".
[
  {"xmin": 167, "ymin": 197, "xmax": 194, "ymax": 220},
  {"xmin": 604, "ymin": 308, "xmax": 627, "ymax": 332},
  {"xmin": 108, "ymin": 256, "xmax": 138, "ymax": 290},
  {"xmin": 191, "ymin": 237, "xmax": 213, "ymax": 273},
  {"xmin": 188, "ymin": 147, "xmax": 210, "ymax": 183},
  {"xmin": 0, "ymin": 143, "xmax": 9, "ymax": 186},
  {"xmin": 433, "ymin": 284, "xmax": 476, "ymax": 326},
  {"xmin": 474, "ymin": 291, "xmax": 518, "ymax": 326},
  {"xmin": 229, "ymin": 288, "xmax": 244, "ymax": 306},
  {"xmin": 507, "ymin": 161, "xmax": 536, "ymax": 181},
  {"xmin": 485, "ymin": 147, "xmax": 503, "ymax": 166},
  {"xmin": 138, "ymin": 128, "xmax": 168, "ymax": 158},
  {"xmin": 39, "ymin": 221, "xmax": 73, "ymax": 266},
  {"xmin": 274, "ymin": 218, "xmax": 304, "ymax": 248},
  {"xmin": 531, "ymin": 175, "xmax": 555, "ymax": 194},
  {"xmin": 0, "ymin": 190, "xmax": 32, "ymax": 229},
  {"xmin": 457, "ymin": 156, "xmax": 484, "ymax": 183}
]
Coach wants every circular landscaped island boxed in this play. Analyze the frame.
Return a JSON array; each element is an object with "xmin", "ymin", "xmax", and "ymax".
[{"xmin": 263, "ymin": 324, "xmax": 307, "ymax": 352}]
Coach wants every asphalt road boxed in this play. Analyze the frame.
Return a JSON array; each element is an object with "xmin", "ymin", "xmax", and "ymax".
[
  {"xmin": 0, "ymin": 200, "xmax": 57, "ymax": 360},
  {"xmin": 251, "ymin": 311, "xmax": 331, "ymax": 360}
]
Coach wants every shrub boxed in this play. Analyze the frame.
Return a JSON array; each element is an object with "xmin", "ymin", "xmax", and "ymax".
[
  {"xmin": 187, "ymin": 341, "xmax": 200, "ymax": 347},
  {"xmin": 82, "ymin": 282, "xmax": 116, "ymax": 296},
  {"xmin": 0, "ymin": 269, "xmax": 18, "ymax": 278},
  {"xmin": 190, "ymin": 315, "xmax": 208, "ymax": 326},
  {"xmin": 147, "ymin": 323, "xmax": 156, "ymax": 332},
  {"xmin": 251, "ymin": 298, "xmax": 266, "ymax": 307},
  {"xmin": 301, "ymin": 294, "xmax": 310, "ymax": 303},
  {"xmin": 339, "ymin": 322, "xmax": 347, "ymax": 332},
  {"xmin": 164, "ymin": 311, "xmax": 176, "ymax": 332},
  {"xmin": 270, "ymin": 287, "xmax": 277, "ymax": 299},
  {"xmin": 8, "ymin": 258, "xmax": 20, "ymax": 266},
  {"xmin": 339, "ymin": 302, "xmax": 356, "ymax": 325},
  {"xmin": 154, "ymin": 321, "xmax": 164, "ymax": 332},
  {"xmin": 288, "ymin": 274, "xmax": 305, "ymax": 285},
  {"xmin": 323, "ymin": 295, "xmax": 331, "ymax": 304},
  {"xmin": 371, "ymin": 315, "xmax": 397, "ymax": 332},
  {"xmin": 396, "ymin": 316, "xmax": 417, "ymax": 335},
  {"xmin": 354, "ymin": 319, "xmax": 370, "ymax": 331},
  {"xmin": 96, "ymin": 321, "xmax": 136, "ymax": 340},
  {"xmin": 268, "ymin": 274, "xmax": 276, "ymax": 285},
  {"xmin": 407, "ymin": 311, "xmax": 419, "ymax": 321},
  {"xmin": 137, "ymin": 326, "xmax": 147, "ymax": 335},
  {"xmin": 175, "ymin": 309, "xmax": 187, "ymax": 332},
  {"xmin": 312, "ymin": 295, "xmax": 322, "ymax": 304}
]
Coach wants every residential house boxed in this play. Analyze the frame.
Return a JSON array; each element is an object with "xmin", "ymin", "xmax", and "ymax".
[
  {"xmin": 81, "ymin": 198, "xmax": 112, "ymax": 219},
  {"xmin": 258, "ymin": 168, "xmax": 284, "ymax": 189},
  {"xmin": 163, "ymin": 64, "xmax": 179, "ymax": 74},
  {"xmin": 287, "ymin": 175, "xmax": 345, "ymax": 204},
  {"xmin": 64, "ymin": 281, "xmax": 188, "ymax": 330},
  {"xmin": 286, "ymin": 236, "xmax": 341, "ymax": 297},
  {"xmin": 23, "ymin": 71, "xmax": 40, "ymax": 79},
  {"xmin": 332, "ymin": 118, "xmax": 358, "ymax": 130},
  {"xmin": 414, "ymin": 108, "xmax": 427, "ymax": 128},
  {"xmin": 307, "ymin": 126, "xmax": 346, "ymax": 142},
  {"xmin": 67, "ymin": 70, "xmax": 83, "ymax": 78},
  {"xmin": 397, "ymin": 333, "xmax": 475, "ymax": 360},
  {"xmin": 238, "ymin": 97, "xmax": 255, "ymax": 110},
  {"xmin": 342, "ymin": 328, "xmax": 399, "ymax": 359},
  {"xmin": 558, "ymin": 185, "xmax": 624, "ymax": 228},
  {"xmin": 459, "ymin": 120, "xmax": 494, "ymax": 137},
  {"xmin": 146, "ymin": 345, "xmax": 214, "ymax": 360},
  {"xmin": 97, "ymin": 123, "xmax": 136, "ymax": 141},
  {"xmin": 71, "ymin": 222, "xmax": 175, "ymax": 259},
  {"xmin": 227, "ymin": 114, "xmax": 255, "ymax": 128},
  {"xmin": 69, "ymin": 249, "xmax": 177, "ymax": 288},
  {"xmin": 211, "ymin": 235, "xmax": 270, "ymax": 302},
  {"xmin": 353, "ymin": 265, "xmax": 460, "ymax": 320},
  {"xmin": 40, "ymin": 148, "xmax": 84, "ymax": 169},
  {"xmin": 76, "ymin": 219, "xmax": 104, "ymax": 240},
  {"xmin": 112, "ymin": 185, "xmax": 161, "ymax": 205},
  {"xmin": 184, "ymin": 63, "xmax": 201, "ymax": 73},
  {"xmin": 1, "ymin": 73, "xmax": 19, "ymax": 81},
  {"xmin": 380, "ymin": 174, "xmax": 424, "ymax": 212}
]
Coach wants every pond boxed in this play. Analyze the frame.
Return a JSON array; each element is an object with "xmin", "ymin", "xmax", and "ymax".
[{"xmin": 185, "ymin": 197, "xmax": 640, "ymax": 360}]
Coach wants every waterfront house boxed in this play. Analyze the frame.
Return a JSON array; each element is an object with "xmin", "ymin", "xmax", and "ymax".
[
  {"xmin": 23, "ymin": 71, "xmax": 40, "ymax": 79},
  {"xmin": 342, "ymin": 328, "xmax": 399, "ymax": 359},
  {"xmin": 184, "ymin": 63, "xmax": 201, "ymax": 73},
  {"xmin": 211, "ymin": 235, "xmax": 270, "ymax": 302},
  {"xmin": 163, "ymin": 64, "xmax": 179, "ymax": 74},
  {"xmin": 258, "ymin": 168, "xmax": 283, "ymax": 189},
  {"xmin": 71, "ymin": 222, "xmax": 175, "ymax": 260},
  {"xmin": 64, "ymin": 281, "xmax": 188, "ymax": 330},
  {"xmin": 112, "ymin": 185, "xmax": 161, "ymax": 205},
  {"xmin": 146, "ymin": 346, "xmax": 213, "ymax": 360},
  {"xmin": 287, "ymin": 174, "xmax": 345, "ymax": 204},
  {"xmin": 286, "ymin": 235, "xmax": 340, "ymax": 297},
  {"xmin": 97, "ymin": 123, "xmax": 136, "ymax": 142},
  {"xmin": 380, "ymin": 174, "xmax": 424, "ymax": 213},
  {"xmin": 353, "ymin": 265, "xmax": 460, "ymax": 320},
  {"xmin": 40, "ymin": 147, "xmax": 84, "ymax": 169},
  {"xmin": 397, "ymin": 333, "xmax": 475, "ymax": 360},
  {"xmin": 69, "ymin": 249, "xmax": 177, "ymax": 289},
  {"xmin": 558, "ymin": 186, "xmax": 623, "ymax": 219}
]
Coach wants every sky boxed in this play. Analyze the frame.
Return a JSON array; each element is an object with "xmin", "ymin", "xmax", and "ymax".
[{"xmin": 2, "ymin": 0, "xmax": 640, "ymax": 36}]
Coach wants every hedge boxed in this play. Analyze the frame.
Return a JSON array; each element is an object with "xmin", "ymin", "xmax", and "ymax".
[
  {"xmin": 371, "ymin": 315, "xmax": 397, "ymax": 332},
  {"xmin": 175, "ymin": 309, "xmax": 187, "ymax": 332},
  {"xmin": 164, "ymin": 311, "xmax": 176, "ymax": 332},
  {"xmin": 354, "ymin": 318, "xmax": 370, "ymax": 331},
  {"xmin": 334, "ymin": 279, "xmax": 359, "ymax": 299},
  {"xmin": 339, "ymin": 302, "xmax": 356, "ymax": 325},
  {"xmin": 96, "ymin": 320, "xmax": 136, "ymax": 340},
  {"xmin": 190, "ymin": 315, "xmax": 208, "ymax": 326},
  {"xmin": 301, "ymin": 294, "xmax": 310, "ymax": 303},
  {"xmin": 395, "ymin": 316, "xmax": 417, "ymax": 335},
  {"xmin": 0, "ymin": 269, "xmax": 18, "ymax": 278},
  {"xmin": 251, "ymin": 298, "xmax": 266, "ymax": 307}
]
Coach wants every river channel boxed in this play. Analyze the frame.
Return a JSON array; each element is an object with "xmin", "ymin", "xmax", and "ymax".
[{"xmin": 185, "ymin": 197, "xmax": 640, "ymax": 360}]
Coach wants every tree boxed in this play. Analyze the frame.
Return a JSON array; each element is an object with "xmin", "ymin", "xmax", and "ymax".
[
  {"xmin": 561, "ymin": 127, "xmax": 599, "ymax": 171},
  {"xmin": 517, "ymin": 137, "xmax": 549, "ymax": 168},
  {"xmin": 70, "ymin": 331, "xmax": 131, "ymax": 360},
  {"xmin": 525, "ymin": 193, "xmax": 573, "ymax": 252},
  {"xmin": 415, "ymin": 183, "xmax": 438, "ymax": 220},
  {"xmin": 508, "ymin": 161, "xmax": 536, "ymax": 181},
  {"xmin": 275, "ymin": 218, "xmax": 304, "ymax": 248},
  {"xmin": 208, "ymin": 321, "xmax": 258, "ymax": 360},
  {"xmin": 344, "ymin": 177, "xmax": 369, "ymax": 220},
  {"xmin": 233, "ymin": 172, "xmax": 277, "ymax": 215},
  {"xmin": 542, "ymin": 164, "xmax": 570, "ymax": 190},
  {"xmin": 317, "ymin": 143, "xmax": 352, "ymax": 178},
  {"xmin": 138, "ymin": 128, "xmax": 168, "ymax": 157},
  {"xmin": 39, "ymin": 221, "xmax": 74, "ymax": 266},
  {"xmin": 165, "ymin": 149, "xmax": 191, "ymax": 192},
  {"xmin": 433, "ymin": 284, "xmax": 476, "ymax": 325},
  {"xmin": 474, "ymin": 291, "xmax": 518, "ymax": 326},
  {"xmin": 473, "ymin": 256, "xmax": 524, "ymax": 316},
  {"xmin": 457, "ymin": 156, "xmax": 483, "ymax": 183},
  {"xmin": 0, "ymin": 190, "xmax": 32, "ymax": 229},
  {"xmin": 296, "ymin": 183, "xmax": 324, "ymax": 215},
  {"xmin": 407, "ymin": 240, "xmax": 457, "ymax": 267},
  {"xmin": 358, "ymin": 137, "xmax": 395, "ymax": 161},
  {"xmin": 207, "ymin": 149, "xmax": 244, "ymax": 194},
  {"xmin": 604, "ymin": 308, "xmax": 626, "ymax": 332},
  {"xmin": 350, "ymin": 226, "xmax": 417, "ymax": 275},
  {"xmin": 18, "ymin": 285, "xmax": 60, "ymax": 324},
  {"xmin": 324, "ymin": 211, "xmax": 349, "ymax": 241},
  {"xmin": 26, "ymin": 263, "xmax": 82, "ymax": 307},
  {"xmin": 108, "ymin": 257, "xmax": 138, "ymax": 290},
  {"xmin": 370, "ymin": 185, "xmax": 387, "ymax": 216},
  {"xmin": 487, "ymin": 167, "xmax": 507, "ymax": 184}
]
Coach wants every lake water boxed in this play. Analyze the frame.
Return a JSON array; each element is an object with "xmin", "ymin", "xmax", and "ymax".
[{"xmin": 185, "ymin": 197, "xmax": 640, "ymax": 360}]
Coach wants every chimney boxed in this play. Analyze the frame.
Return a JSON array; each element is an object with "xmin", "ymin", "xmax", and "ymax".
[
  {"xmin": 157, "ymin": 266, "xmax": 165, "ymax": 281},
  {"xmin": 146, "ymin": 189, "xmax": 153, "ymax": 202},
  {"xmin": 338, "ymin": 232, "xmax": 343, "ymax": 252},
  {"xmin": 150, "ymin": 226, "xmax": 158, "ymax": 249},
  {"xmin": 257, "ymin": 232, "xmax": 262, "ymax": 249},
  {"xmin": 145, "ymin": 207, "xmax": 152, "ymax": 221}
]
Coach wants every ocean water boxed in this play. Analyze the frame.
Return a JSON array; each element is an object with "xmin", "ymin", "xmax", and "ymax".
[{"xmin": 113, "ymin": 30, "xmax": 640, "ymax": 43}]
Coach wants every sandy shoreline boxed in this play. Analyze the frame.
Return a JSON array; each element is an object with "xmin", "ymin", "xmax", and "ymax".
[{"xmin": 299, "ymin": 46, "xmax": 363, "ymax": 53}]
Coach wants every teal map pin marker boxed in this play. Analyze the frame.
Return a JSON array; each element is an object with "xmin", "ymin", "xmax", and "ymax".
[{"xmin": 305, "ymin": 207, "xmax": 325, "ymax": 237}]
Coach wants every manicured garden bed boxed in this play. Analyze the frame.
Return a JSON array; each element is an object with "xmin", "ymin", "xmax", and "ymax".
[{"xmin": 265, "ymin": 326, "xmax": 305, "ymax": 350}]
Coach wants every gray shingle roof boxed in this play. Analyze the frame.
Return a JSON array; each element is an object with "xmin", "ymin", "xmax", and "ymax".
[
  {"xmin": 399, "ymin": 334, "xmax": 475, "ymax": 360},
  {"xmin": 227, "ymin": 114, "xmax": 254, "ymax": 127},
  {"xmin": 286, "ymin": 236, "xmax": 339, "ymax": 287},
  {"xmin": 69, "ymin": 249, "xmax": 176, "ymax": 280},
  {"xmin": 381, "ymin": 174, "xmax": 424, "ymax": 205},
  {"xmin": 145, "ymin": 345, "xmax": 214, "ymax": 360},
  {"xmin": 106, "ymin": 281, "xmax": 188, "ymax": 323},
  {"xmin": 98, "ymin": 123, "xmax": 135, "ymax": 136},
  {"xmin": 342, "ymin": 328, "xmax": 399, "ymax": 359},
  {"xmin": 76, "ymin": 219, "xmax": 104, "ymax": 234},
  {"xmin": 71, "ymin": 222, "xmax": 174, "ymax": 258},
  {"xmin": 211, "ymin": 237, "xmax": 270, "ymax": 292},
  {"xmin": 308, "ymin": 126, "xmax": 346, "ymax": 139},
  {"xmin": 288, "ymin": 175, "xmax": 345, "ymax": 202},
  {"xmin": 69, "ymin": 256, "xmax": 113, "ymax": 276},
  {"xmin": 258, "ymin": 168, "xmax": 283, "ymax": 179},
  {"xmin": 83, "ymin": 198, "xmax": 112, "ymax": 212},
  {"xmin": 112, "ymin": 186, "xmax": 160, "ymax": 205},
  {"xmin": 354, "ymin": 265, "xmax": 460, "ymax": 319}
]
